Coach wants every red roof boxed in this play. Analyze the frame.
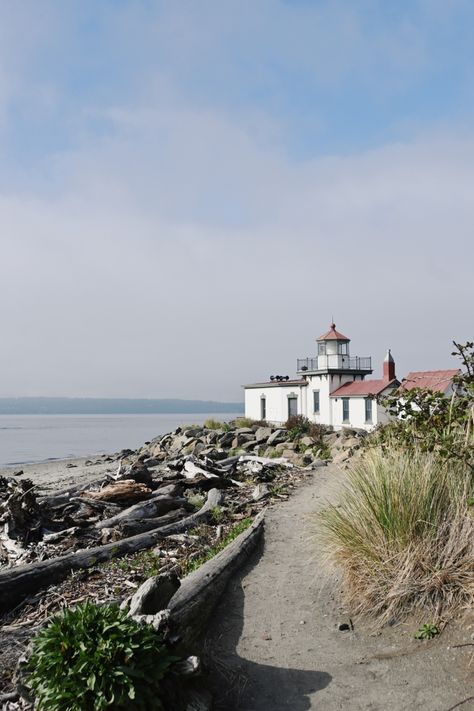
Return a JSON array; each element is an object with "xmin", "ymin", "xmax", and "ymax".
[
  {"xmin": 330, "ymin": 379, "xmax": 398, "ymax": 397},
  {"xmin": 318, "ymin": 323, "xmax": 350, "ymax": 341},
  {"xmin": 399, "ymin": 370, "xmax": 459, "ymax": 393}
]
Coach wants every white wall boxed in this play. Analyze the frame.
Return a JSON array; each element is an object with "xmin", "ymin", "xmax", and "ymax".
[{"xmin": 245, "ymin": 384, "xmax": 306, "ymax": 424}]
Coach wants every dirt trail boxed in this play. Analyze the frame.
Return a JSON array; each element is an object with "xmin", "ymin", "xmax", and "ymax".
[{"xmin": 204, "ymin": 465, "xmax": 474, "ymax": 711}]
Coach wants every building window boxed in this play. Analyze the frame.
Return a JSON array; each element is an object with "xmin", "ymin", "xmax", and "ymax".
[
  {"xmin": 318, "ymin": 342, "xmax": 326, "ymax": 355},
  {"xmin": 338, "ymin": 342, "xmax": 348, "ymax": 355},
  {"xmin": 261, "ymin": 397, "xmax": 266, "ymax": 421},
  {"xmin": 313, "ymin": 390, "xmax": 320, "ymax": 414},
  {"xmin": 342, "ymin": 398, "xmax": 350, "ymax": 423},
  {"xmin": 365, "ymin": 397, "xmax": 372, "ymax": 423},
  {"xmin": 288, "ymin": 396, "xmax": 298, "ymax": 418}
]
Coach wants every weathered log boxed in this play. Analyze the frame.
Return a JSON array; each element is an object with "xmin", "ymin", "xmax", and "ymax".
[
  {"xmin": 168, "ymin": 511, "xmax": 264, "ymax": 646},
  {"xmin": 0, "ymin": 489, "xmax": 223, "ymax": 613},
  {"xmin": 150, "ymin": 483, "xmax": 182, "ymax": 498},
  {"xmin": 81, "ymin": 479, "xmax": 152, "ymax": 504},
  {"xmin": 38, "ymin": 476, "xmax": 106, "ymax": 508},
  {"xmin": 118, "ymin": 508, "xmax": 188, "ymax": 537},
  {"xmin": 95, "ymin": 495, "xmax": 188, "ymax": 530}
]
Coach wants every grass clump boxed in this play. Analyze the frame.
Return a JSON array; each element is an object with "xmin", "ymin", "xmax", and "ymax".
[
  {"xmin": 233, "ymin": 417, "xmax": 255, "ymax": 428},
  {"xmin": 203, "ymin": 418, "xmax": 230, "ymax": 431},
  {"xmin": 108, "ymin": 549, "xmax": 161, "ymax": 579},
  {"xmin": 181, "ymin": 517, "xmax": 253, "ymax": 575},
  {"xmin": 26, "ymin": 602, "xmax": 177, "ymax": 710},
  {"xmin": 320, "ymin": 445, "xmax": 474, "ymax": 624}
]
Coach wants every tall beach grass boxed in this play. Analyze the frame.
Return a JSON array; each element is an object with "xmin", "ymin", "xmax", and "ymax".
[{"xmin": 320, "ymin": 446, "xmax": 474, "ymax": 623}]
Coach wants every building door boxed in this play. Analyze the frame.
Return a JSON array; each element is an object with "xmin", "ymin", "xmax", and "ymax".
[{"xmin": 288, "ymin": 396, "xmax": 298, "ymax": 418}]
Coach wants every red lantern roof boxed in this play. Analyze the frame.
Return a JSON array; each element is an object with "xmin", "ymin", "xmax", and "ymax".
[{"xmin": 317, "ymin": 323, "xmax": 350, "ymax": 341}]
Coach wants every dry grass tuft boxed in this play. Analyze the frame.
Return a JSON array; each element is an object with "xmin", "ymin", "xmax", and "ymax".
[{"xmin": 320, "ymin": 446, "xmax": 474, "ymax": 624}]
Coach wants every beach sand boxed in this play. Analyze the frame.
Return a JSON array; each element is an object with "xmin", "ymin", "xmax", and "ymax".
[{"xmin": 0, "ymin": 454, "xmax": 120, "ymax": 495}]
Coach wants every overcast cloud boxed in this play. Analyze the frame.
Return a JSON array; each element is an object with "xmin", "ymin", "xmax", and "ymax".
[{"xmin": 0, "ymin": 1, "xmax": 473, "ymax": 400}]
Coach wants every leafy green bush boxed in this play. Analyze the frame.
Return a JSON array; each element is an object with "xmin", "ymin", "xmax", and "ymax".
[
  {"xmin": 27, "ymin": 602, "xmax": 177, "ymax": 710},
  {"xmin": 373, "ymin": 340, "xmax": 474, "ymax": 467},
  {"xmin": 285, "ymin": 415, "xmax": 310, "ymax": 440}
]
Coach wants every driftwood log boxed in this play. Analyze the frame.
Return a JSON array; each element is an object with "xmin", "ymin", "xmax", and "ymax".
[
  {"xmin": 0, "ymin": 489, "xmax": 223, "ymax": 613},
  {"xmin": 168, "ymin": 511, "xmax": 264, "ymax": 646},
  {"xmin": 118, "ymin": 508, "xmax": 189, "ymax": 537},
  {"xmin": 38, "ymin": 476, "xmax": 106, "ymax": 508},
  {"xmin": 95, "ymin": 495, "xmax": 188, "ymax": 529},
  {"xmin": 81, "ymin": 479, "xmax": 152, "ymax": 504}
]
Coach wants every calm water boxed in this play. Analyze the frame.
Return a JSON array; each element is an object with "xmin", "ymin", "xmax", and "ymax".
[{"xmin": 0, "ymin": 413, "xmax": 242, "ymax": 466}]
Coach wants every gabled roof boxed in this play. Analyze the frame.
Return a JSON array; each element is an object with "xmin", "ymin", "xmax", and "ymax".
[
  {"xmin": 317, "ymin": 323, "xmax": 350, "ymax": 341},
  {"xmin": 330, "ymin": 379, "xmax": 399, "ymax": 397},
  {"xmin": 399, "ymin": 370, "xmax": 460, "ymax": 393}
]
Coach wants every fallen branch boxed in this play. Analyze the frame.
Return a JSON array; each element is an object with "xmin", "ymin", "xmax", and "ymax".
[
  {"xmin": 95, "ymin": 495, "xmax": 188, "ymax": 529},
  {"xmin": 168, "ymin": 511, "xmax": 264, "ymax": 645},
  {"xmin": 0, "ymin": 489, "xmax": 223, "ymax": 613}
]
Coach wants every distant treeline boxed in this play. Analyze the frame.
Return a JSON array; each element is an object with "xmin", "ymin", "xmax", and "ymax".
[{"xmin": 0, "ymin": 398, "xmax": 244, "ymax": 415}]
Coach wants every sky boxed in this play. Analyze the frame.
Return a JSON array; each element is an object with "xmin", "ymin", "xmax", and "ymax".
[{"xmin": 0, "ymin": 0, "xmax": 473, "ymax": 401}]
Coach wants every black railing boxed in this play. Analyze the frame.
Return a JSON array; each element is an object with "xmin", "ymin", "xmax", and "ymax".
[{"xmin": 297, "ymin": 356, "xmax": 372, "ymax": 372}]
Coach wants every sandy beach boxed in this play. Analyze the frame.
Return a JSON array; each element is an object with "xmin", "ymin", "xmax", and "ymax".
[{"xmin": 0, "ymin": 454, "xmax": 121, "ymax": 495}]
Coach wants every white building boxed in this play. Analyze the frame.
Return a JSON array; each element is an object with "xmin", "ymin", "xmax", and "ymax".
[{"xmin": 244, "ymin": 323, "xmax": 399, "ymax": 431}]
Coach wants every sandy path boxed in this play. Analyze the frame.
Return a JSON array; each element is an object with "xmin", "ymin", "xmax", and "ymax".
[{"xmin": 204, "ymin": 465, "xmax": 474, "ymax": 711}]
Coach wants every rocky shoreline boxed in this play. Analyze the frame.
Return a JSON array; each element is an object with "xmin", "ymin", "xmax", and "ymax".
[{"xmin": 0, "ymin": 419, "xmax": 366, "ymax": 707}]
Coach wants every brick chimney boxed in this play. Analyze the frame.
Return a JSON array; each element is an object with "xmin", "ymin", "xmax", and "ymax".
[{"xmin": 383, "ymin": 349, "xmax": 396, "ymax": 381}]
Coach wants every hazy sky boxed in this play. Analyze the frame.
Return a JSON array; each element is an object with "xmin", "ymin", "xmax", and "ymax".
[{"xmin": 1, "ymin": 1, "xmax": 473, "ymax": 401}]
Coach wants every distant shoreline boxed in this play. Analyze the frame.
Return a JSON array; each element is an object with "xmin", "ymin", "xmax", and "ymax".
[
  {"xmin": 0, "ymin": 411, "xmax": 243, "ymax": 467},
  {"xmin": 0, "ymin": 397, "xmax": 244, "ymax": 415}
]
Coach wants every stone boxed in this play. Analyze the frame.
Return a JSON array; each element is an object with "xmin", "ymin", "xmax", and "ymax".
[
  {"xmin": 219, "ymin": 432, "xmax": 234, "ymax": 448},
  {"xmin": 267, "ymin": 429, "xmax": 288, "ymax": 445},
  {"xmin": 343, "ymin": 437, "xmax": 360, "ymax": 450},
  {"xmin": 300, "ymin": 435, "xmax": 315, "ymax": 447},
  {"xmin": 311, "ymin": 458, "xmax": 328, "ymax": 468},
  {"xmin": 129, "ymin": 573, "xmax": 180, "ymax": 617},
  {"xmin": 193, "ymin": 442, "xmax": 207, "ymax": 455},
  {"xmin": 231, "ymin": 433, "xmax": 255, "ymax": 448},
  {"xmin": 341, "ymin": 427, "xmax": 358, "ymax": 438},
  {"xmin": 183, "ymin": 428, "xmax": 203, "ymax": 438},
  {"xmin": 169, "ymin": 435, "xmax": 191, "ymax": 453},
  {"xmin": 235, "ymin": 427, "xmax": 254, "ymax": 435},
  {"xmin": 241, "ymin": 440, "xmax": 260, "ymax": 451},
  {"xmin": 255, "ymin": 426, "xmax": 273, "ymax": 443}
]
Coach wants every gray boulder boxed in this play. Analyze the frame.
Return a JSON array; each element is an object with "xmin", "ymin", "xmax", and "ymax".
[
  {"xmin": 255, "ymin": 427, "xmax": 272, "ymax": 443},
  {"xmin": 267, "ymin": 429, "xmax": 288, "ymax": 445}
]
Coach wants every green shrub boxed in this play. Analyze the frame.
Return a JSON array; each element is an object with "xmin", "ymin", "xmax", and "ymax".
[
  {"xmin": 319, "ymin": 446, "xmax": 474, "ymax": 623},
  {"xmin": 373, "ymin": 340, "xmax": 474, "ymax": 467},
  {"xmin": 415, "ymin": 623, "xmax": 439, "ymax": 640},
  {"xmin": 203, "ymin": 418, "xmax": 229, "ymax": 431},
  {"xmin": 27, "ymin": 602, "xmax": 177, "ymax": 710},
  {"xmin": 285, "ymin": 415, "xmax": 310, "ymax": 440}
]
